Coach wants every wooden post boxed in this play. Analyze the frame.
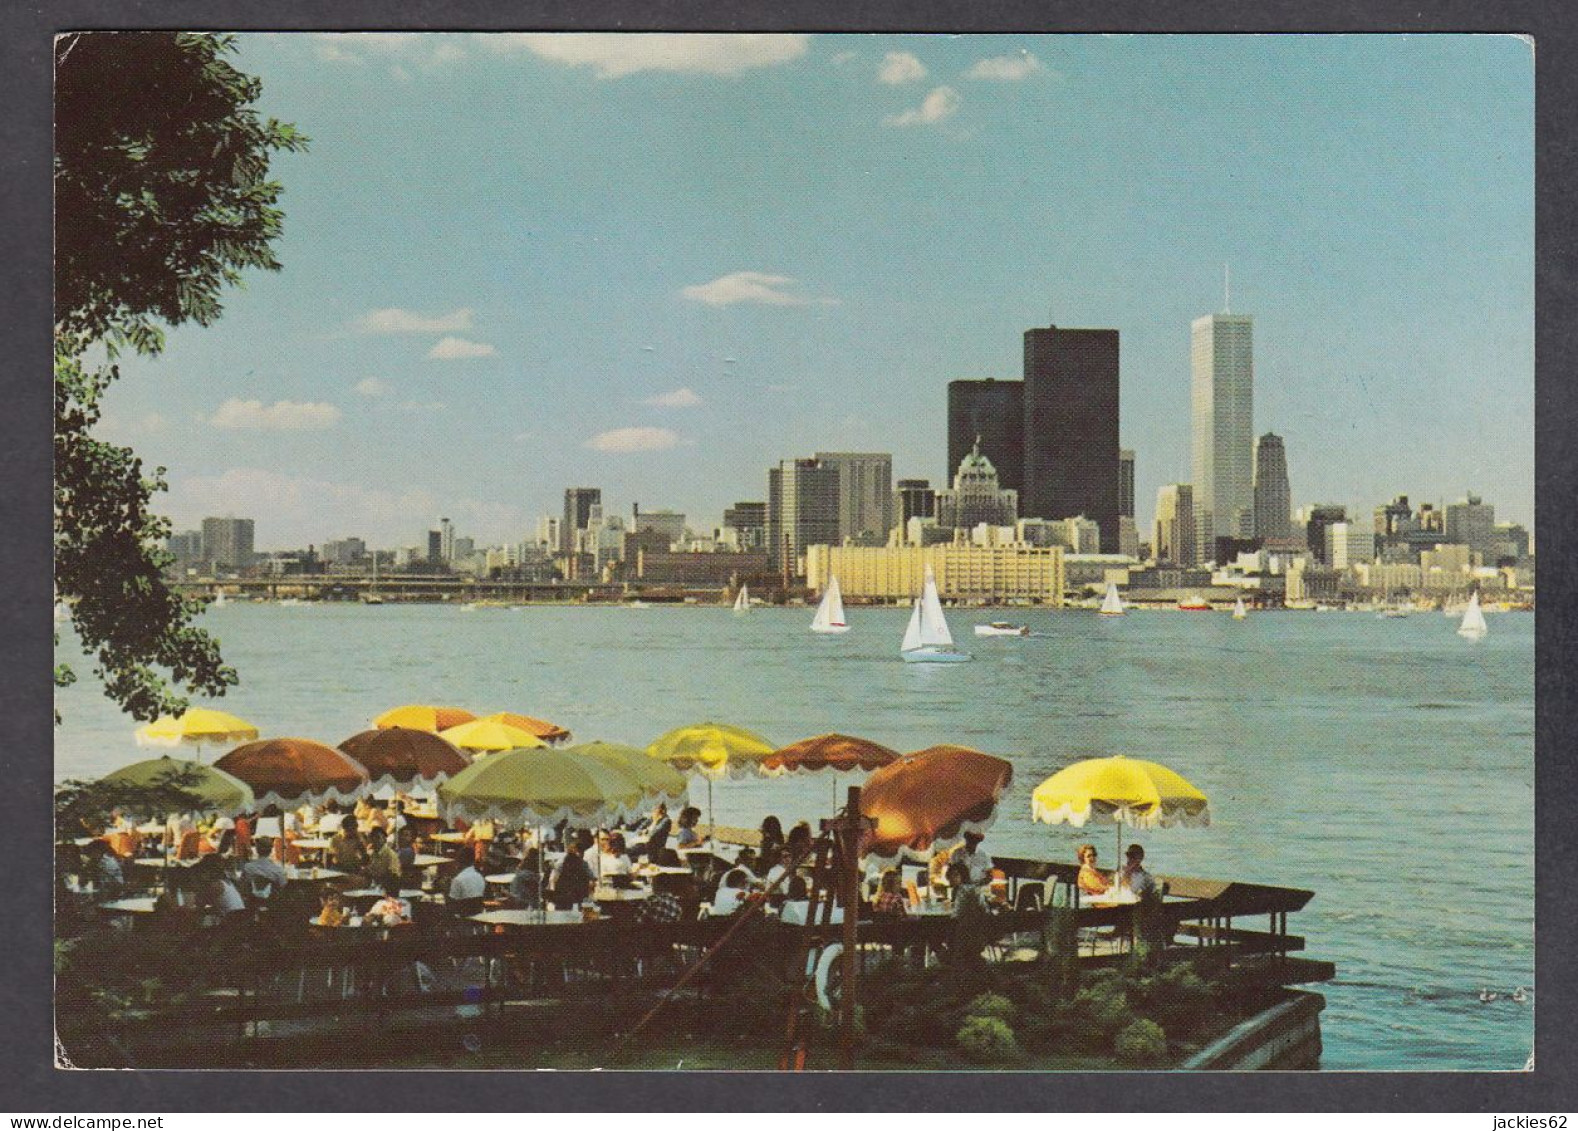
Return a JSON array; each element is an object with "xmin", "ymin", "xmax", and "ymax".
[{"xmin": 836, "ymin": 785, "xmax": 868, "ymax": 1071}]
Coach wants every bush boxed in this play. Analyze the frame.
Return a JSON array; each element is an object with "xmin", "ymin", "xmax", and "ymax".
[
  {"xmin": 1135, "ymin": 963, "xmax": 1215, "ymax": 1035},
  {"xmin": 956, "ymin": 1015, "xmax": 1021, "ymax": 1063},
  {"xmin": 966, "ymin": 991, "xmax": 1016, "ymax": 1022},
  {"xmin": 1071, "ymin": 978, "xmax": 1133, "ymax": 1039},
  {"xmin": 1114, "ymin": 1017, "xmax": 1169, "ymax": 1065}
]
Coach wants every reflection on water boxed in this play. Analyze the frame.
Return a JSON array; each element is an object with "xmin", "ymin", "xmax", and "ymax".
[{"xmin": 55, "ymin": 602, "xmax": 1535, "ymax": 1069}]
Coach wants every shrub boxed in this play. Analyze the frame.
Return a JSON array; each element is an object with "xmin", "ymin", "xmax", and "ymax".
[
  {"xmin": 1136, "ymin": 964, "xmax": 1215, "ymax": 1035},
  {"xmin": 1071, "ymin": 979, "xmax": 1133, "ymax": 1039},
  {"xmin": 956, "ymin": 1015, "xmax": 1021, "ymax": 1063},
  {"xmin": 966, "ymin": 991, "xmax": 1016, "ymax": 1022},
  {"xmin": 1114, "ymin": 1017, "xmax": 1169, "ymax": 1065}
]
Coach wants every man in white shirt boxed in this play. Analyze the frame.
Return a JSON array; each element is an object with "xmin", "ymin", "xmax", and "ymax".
[
  {"xmin": 241, "ymin": 837, "xmax": 289, "ymax": 899},
  {"xmin": 448, "ymin": 860, "xmax": 486, "ymax": 903}
]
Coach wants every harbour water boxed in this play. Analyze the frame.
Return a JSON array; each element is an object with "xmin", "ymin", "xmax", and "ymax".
[{"xmin": 53, "ymin": 602, "xmax": 1535, "ymax": 1070}]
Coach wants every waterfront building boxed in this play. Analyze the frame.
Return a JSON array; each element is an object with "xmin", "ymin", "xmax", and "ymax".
[
  {"xmin": 722, "ymin": 501, "xmax": 767, "ymax": 552},
  {"xmin": 1118, "ymin": 515, "xmax": 1141, "ymax": 559},
  {"xmin": 815, "ymin": 451, "xmax": 894, "ymax": 545},
  {"xmin": 1325, "ymin": 522, "xmax": 1375, "ymax": 570},
  {"xmin": 1355, "ymin": 561, "xmax": 1425, "ymax": 597},
  {"xmin": 200, "ymin": 517, "xmax": 254, "ymax": 572},
  {"xmin": 1191, "ymin": 311, "xmax": 1255, "ymax": 548},
  {"xmin": 893, "ymin": 479, "xmax": 937, "ymax": 538},
  {"xmin": 1491, "ymin": 522, "xmax": 1531, "ymax": 564},
  {"xmin": 637, "ymin": 550, "xmax": 772, "ymax": 586},
  {"xmin": 1153, "ymin": 484, "xmax": 1198, "ymax": 568},
  {"xmin": 562, "ymin": 487, "xmax": 602, "ymax": 557},
  {"xmin": 535, "ymin": 515, "xmax": 560, "ymax": 551},
  {"xmin": 1064, "ymin": 552, "xmax": 1142, "ymax": 589},
  {"xmin": 1252, "ymin": 433, "xmax": 1291, "ymax": 542},
  {"xmin": 1420, "ymin": 543, "xmax": 1472, "ymax": 576},
  {"xmin": 426, "ymin": 529, "xmax": 443, "ymax": 564},
  {"xmin": 321, "ymin": 537, "xmax": 366, "ymax": 566},
  {"xmin": 1285, "ymin": 562, "xmax": 1341, "ymax": 604},
  {"xmin": 767, "ymin": 459, "xmax": 841, "ymax": 579},
  {"xmin": 632, "ymin": 506, "xmax": 687, "ymax": 547},
  {"xmin": 947, "ymin": 379, "xmax": 1023, "ymax": 495},
  {"xmin": 1445, "ymin": 493, "xmax": 1496, "ymax": 563},
  {"xmin": 1022, "ymin": 324, "xmax": 1121, "ymax": 552},
  {"xmin": 1303, "ymin": 504, "xmax": 1348, "ymax": 566},
  {"xmin": 165, "ymin": 529, "xmax": 204, "ymax": 573},
  {"xmin": 439, "ymin": 517, "xmax": 455, "ymax": 563},
  {"xmin": 936, "ymin": 441, "xmax": 1018, "ymax": 532},
  {"xmin": 805, "ymin": 542, "xmax": 1066, "ymax": 605},
  {"xmin": 1118, "ymin": 449, "xmax": 1136, "ymax": 518}
]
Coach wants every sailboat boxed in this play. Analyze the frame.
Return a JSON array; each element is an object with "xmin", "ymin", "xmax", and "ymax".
[
  {"xmin": 810, "ymin": 576, "xmax": 850, "ymax": 634},
  {"xmin": 1232, "ymin": 596, "xmax": 1247, "ymax": 620},
  {"xmin": 732, "ymin": 584, "xmax": 750, "ymax": 615},
  {"xmin": 901, "ymin": 565, "xmax": 971, "ymax": 663},
  {"xmin": 1458, "ymin": 591, "xmax": 1488, "ymax": 639},
  {"xmin": 213, "ymin": 589, "xmax": 228, "ymax": 608},
  {"xmin": 1099, "ymin": 583, "xmax": 1125, "ymax": 617}
]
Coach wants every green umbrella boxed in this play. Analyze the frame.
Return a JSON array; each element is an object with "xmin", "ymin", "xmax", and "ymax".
[
  {"xmin": 561, "ymin": 741, "xmax": 689, "ymax": 808},
  {"xmin": 436, "ymin": 746, "xmax": 647, "ymax": 827},
  {"xmin": 100, "ymin": 755, "xmax": 256, "ymax": 817}
]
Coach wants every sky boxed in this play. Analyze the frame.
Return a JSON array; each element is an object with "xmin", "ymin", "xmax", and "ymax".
[{"xmin": 94, "ymin": 32, "xmax": 1536, "ymax": 549}]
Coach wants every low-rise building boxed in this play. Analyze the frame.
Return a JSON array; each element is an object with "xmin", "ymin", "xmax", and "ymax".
[{"xmin": 806, "ymin": 543, "xmax": 1065, "ymax": 605}]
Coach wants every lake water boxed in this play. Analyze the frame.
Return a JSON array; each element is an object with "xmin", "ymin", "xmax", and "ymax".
[{"xmin": 53, "ymin": 601, "xmax": 1535, "ymax": 1070}]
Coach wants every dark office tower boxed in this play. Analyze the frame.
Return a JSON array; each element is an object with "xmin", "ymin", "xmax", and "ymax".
[
  {"xmin": 947, "ymin": 379, "xmax": 1024, "ymax": 495},
  {"xmin": 767, "ymin": 459, "xmax": 841, "ymax": 579},
  {"xmin": 1022, "ymin": 325, "xmax": 1121, "ymax": 551},
  {"xmin": 426, "ymin": 529, "xmax": 443, "ymax": 564},
  {"xmin": 1118, "ymin": 449, "xmax": 1136, "ymax": 518},
  {"xmin": 1252, "ymin": 433, "xmax": 1292, "ymax": 541},
  {"xmin": 894, "ymin": 478, "xmax": 937, "ymax": 532},
  {"xmin": 1305, "ymin": 504, "xmax": 1347, "ymax": 565},
  {"xmin": 722, "ymin": 501, "xmax": 767, "ymax": 551},
  {"xmin": 561, "ymin": 487, "xmax": 601, "ymax": 556}
]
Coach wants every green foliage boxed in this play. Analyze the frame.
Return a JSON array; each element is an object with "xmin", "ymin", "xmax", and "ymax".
[
  {"xmin": 1133, "ymin": 962, "xmax": 1216, "ymax": 1036},
  {"xmin": 965, "ymin": 991, "xmax": 1016, "ymax": 1022},
  {"xmin": 54, "ymin": 32, "xmax": 306, "ymax": 722},
  {"xmin": 955, "ymin": 1015, "xmax": 1020, "ymax": 1063},
  {"xmin": 1070, "ymin": 972, "xmax": 1137, "ymax": 1043},
  {"xmin": 54, "ymin": 765, "xmax": 209, "ymax": 839},
  {"xmin": 1114, "ymin": 1017, "xmax": 1169, "ymax": 1065}
]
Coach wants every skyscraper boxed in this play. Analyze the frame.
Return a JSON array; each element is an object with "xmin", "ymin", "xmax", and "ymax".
[
  {"xmin": 1153, "ymin": 485, "xmax": 1197, "ymax": 567},
  {"xmin": 561, "ymin": 487, "xmax": 601, "ymax": 556},
  {"xmin": 1022, "ymin": 325, "xmax": 1121, "ymax": 551},
  {"xmin": 1252, "ymin": 432, "xmax": 1291, "ymax": 542},
  {"xmin": 766, "ymin": 459, "xmax": 841, "ymax": 578},
  {"xmin": 1118, "ymin": 449, "xmax": 1136, "ymax": 518},
  {"xmin": 1191, "ymin": 311, "xmax": 1254, "ymax": 550},
  {"xmin": 894, "ymin": 479, "xmax": 937, "ymax": 533},
  {"xmin": 935, "ymin": 441, "xmax": 1018, "ymax": 531},
  {"xmin": 439, "ymin": 517, "xmax": 455, "ymax": 563},
  {"xmin": 722, "ymin": 502, "xmax": 767, "ymax": 551},
  {"xmin": 201, "ymin": 517, "xmax": 254, "ymax": 571},
  {"xmin": 815, "ymin": 451, "xmax": 894, "ymax": 545},
  {"xmin": 1445, "ymin": 493, "xmax": 1496, "ymax": 562},
  {"xmin": 947, "ymin": 379, "xmax": 1023, "ymax": 495},
  {"xmin": 1304, "ymin": 504, "xmax": 1348, "ymax": 565}
]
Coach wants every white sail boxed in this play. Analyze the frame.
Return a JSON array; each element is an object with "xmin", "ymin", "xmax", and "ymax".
[
  {"xmin": 1100, "ymin": 583, "xmax": 1124, "ymax": 616},
  {"xmin": 811, "ymin": 576, "xmax": 849, "ymax": 633},
  {"xmin": 900, "ymin": 599, "xmax": 924, "ymax": 653},
  {"xmin": 917, "ymin": 565, "xmax": 955, "ymax": 648},
  {"xmin": 1458, "ymin": 592, "xmax": 1488, "ymax": 638},
  {"xmin": 733, "ymin": 584, "xmax": 750, "ymax": 614},
  {"xmin": 1232, "ymin": 596, "xmax": 1247, "ymax": 619}
]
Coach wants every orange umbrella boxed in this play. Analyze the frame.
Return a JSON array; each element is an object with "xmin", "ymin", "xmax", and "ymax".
[
  {"xmin": 489, "ymin": 712, "xmax": 572, "ymax": 744},
  {"xmin": 763, "ymin": 733, "xmax": 900, "ymax": 776},
  {"xmin": 338, "ymin": 727, "xmax": 472, "ymax": 798},
  {"xmin": 858, "ymin": 745, "xmax": 1013, "ymax": 859},
  {"xmin": 215, "ymin": 737, "xmax": 370, "ymax": 810},
  {"xmin": 374, "ymin": 705, "xmax": 476, "ymax": 733}
]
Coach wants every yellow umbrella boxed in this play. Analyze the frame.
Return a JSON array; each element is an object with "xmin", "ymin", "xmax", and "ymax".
[
  {"xmin": 134, "ymin": 707, "xmax": 259, "ymax": 761},
  {"xmin": 1030, "ymin": 754, "xmax": 1210, "ymax": 860},
  {"xmin": 439, "ymin": 715, "xmax": 548, "ymax": 754},
  {"xmin": 647, "ymin": 721, "xmax": 777, "ymax": 831},
  {"xmin": 374, "ymin": 704, "xmax": 476, "ymax": 732}
]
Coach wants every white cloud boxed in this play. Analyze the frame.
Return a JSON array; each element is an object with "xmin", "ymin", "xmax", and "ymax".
[
  {"xmin": 680, "ymin": 271, "xmax": 835, "ymax": 307},
  {"xmin": 314, "ymin": 33, "xmax": 466, "ymax": 70},
  {"xmin": 885, "ymin": 85, "xmax": 961, "ymax": 127},
  {"xmin": 646, "ymin": 387, "xmax": 703, "ymax": 408},
  {"xmin": 209, "ymin": 399, "xmax": 341, "ymax": 431},
  {"xmin": 830, "ymin": 51, "xmax": 859, "ymax": 67},
  {"xmin": 482, "ymin": 33, "xmax": 808, "ymax": 78},
  {"xmin": 427, "ymin": 337, "xmax": 498, "ymax": 360},
  {"xmin": 584, "ymin": 427, "xmax": 682, "ymax": 453},
  {"xmin": 966, "ymin": 52, "xmax": 1043, "ymax": 81},
  {"xmin": 878, "ymin": 51, "xmax": 927, "ymax": 85},
  {"xmin": 355, "ymin": 307, "xmax": 475, "ymax": 334},
  {"xmin": 353, "ymin": 377, "xmax": 388, "ymax": 397}
]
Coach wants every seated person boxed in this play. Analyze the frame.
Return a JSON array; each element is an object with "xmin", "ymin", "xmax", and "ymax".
[
  {"xmin": 85, "ymin": 840, "xmax": 125, "ymax": 898},
  {"xmin": 241, "ymin": 836, "xmax": 289, "ymax": 901},
  {"xmin": 548, "ymin": 840, "xmax": 595, "ymax": 910},
  {"xmin": 329, "ymin": 816, "xmax": 368, "ymax": 873},
  {"xmin": 1118, "ymin": 843, "xmax": 1159, "ymax": 900},
  {"xmin": 448, "ymin": 859, "xmax": 487, "ymax": 905},
  {"xmin": 927, "ymin": 844, "xmax": 955, "ymax": 895},
  {"xmin": 785, "ymin": 821, "xmax": 812, "ymax": 861},
  {"xmin": 510, "ymin": 848, "xmax": 543, "ymax": 908},
  {"xmin": 316, "ymin": 801, "xmax": 344, "ymax": 836},
  {"xmin": 366, "ymin": 879, "xmax": 411, "ymax": 926},
  {"xmin": 599, "ymin": 833, "xmax": 633, "ymax": 882},
  {"xmin": 194, "ymin": 855, "xmax": 247, "ymax": 916},
  {"xmin": 778, "ymin": 875, "xmax": 842, "ymax": 925},
  {"xmin": 758, "ymin": 816, "xmax": 786, "ymax": 864},
  {"xmin": 762, "ymin": 847, "xmax": 795, "ymax": 893},
  {"xmin": 365, "ymin": 827, "xmax": 401, "ymax": 889},
  {"xmin": 637, "ymin": 871, "xmax": 692, "ymax": 925},
  {"xmin": 674, "ymin": 806, "xmax": 708, "ymax": 849},
  {"xmin": 1076, "ymin": 843, "xmax": 1110, "ymax": 896},
  {"xmin": 638, "ymin": 802, "xmax": 672, "ymax": 860},
  {"xmin": 394, "ymin": 827, "xmax": 417, "ymax": 873},
  {"xmin": 870, "ymin": 868, "xmax": 908, "ymax": 918},
  {"xmin": 316, "ymin": 891, "xmax": 349, "ymax": 927},
  {"xmin": 708, "ymin": 867, "xmax": 754, "ymax": 917}
]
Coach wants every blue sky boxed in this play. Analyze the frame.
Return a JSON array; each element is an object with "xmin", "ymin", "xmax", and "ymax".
[{"xmin": 96, "ymin": 32, "xmax": 1535, "ymax": 549}]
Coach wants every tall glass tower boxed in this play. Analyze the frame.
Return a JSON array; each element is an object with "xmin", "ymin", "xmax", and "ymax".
[
  {"xmin": 1190, "ymin": 311, "xmax": 1254, "ymax": 555},
  {"xmin": 1253, "ymin": 432, "xmax": 1292, "ymax": 541}
]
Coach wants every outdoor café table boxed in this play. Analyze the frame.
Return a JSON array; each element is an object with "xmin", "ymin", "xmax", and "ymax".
[
  {"xmin": 135, "ymin": 822, "xmax": 164, "ymax": 836},
  {"xmin": 339, "ymin": 887, "xmax": 430, "ymax": 903},
  {"xmin": 283, "ymin": 867, "xmax": 349, "ymax": 884},
  {"xmin": 428, "ymin": 831, "xmax": 469, "ymax": 845},
  {"xmin": 410, "ymin": 853, "xmax": 450, "ymax": 869},
  {"xmin": 633, "ymin": 864, "xmax": 693, "ymax": 877},
  {"xmin": 1076, "ymin": 887, "xmax": 1140, "ymax": 908},
  {"xmin": 484, "ymin": 873, "xmax": 516, "ymax": 887},
  {"xmin": 72, "ymin": 836, "xmax": 98, "ymax": 848},
  {"xmin": 292, "ymin": 837, "xmax": 331, "ymax": 855},
  {"xmin": 592, "ymin": 885, "xmax": 651, "ymax": 904},
  {"xmin": 100, "ymin": 896, "xmax": 158, "ymax": 915},
  {"xmin": 470, "ymin": 907, "xmax": 604, "ymax": 928}
]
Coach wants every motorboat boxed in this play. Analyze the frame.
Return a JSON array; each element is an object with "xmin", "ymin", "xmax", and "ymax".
[{"xmin": 974, "ymin": 621, "xmax": 1029, "ymax": 637}]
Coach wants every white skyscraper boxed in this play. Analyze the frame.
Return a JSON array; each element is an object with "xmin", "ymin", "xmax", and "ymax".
[{"xmin": 1191, "ymin": 309, "xmax": 1254, "ymax": 556}]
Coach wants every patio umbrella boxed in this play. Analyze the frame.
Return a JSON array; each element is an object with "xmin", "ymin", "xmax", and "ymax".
[
  {"xmin": 439, "ymin": 716, "xmax": 548, "ymax": 754},
  {"xmin": 100, "ymin": 755, "xmax": 255, "ymax": 817},
  {"xmin": 214, "ymin": 737, "xmax": 370, "ymax": 810},
  {"xmin": 437, "ymin": 746, "xmax": 647, "ymax": 827},
  {"xmin": 134, "ymin": 707, "xmax": 258, "ymax": 761},
  {"xmin": 493, "ymin": 711, "xmax": 572, "ymax": 745},
  {"xmin": 338, "ymin": 726, "xmax": 471, "ymax": 799},
  {"xmin": 560, "ymin": 741, "xmax": 689, "ymax": 809},
  {"xmin": 647, "ymin": 721, "xmax": 777, "ymax": 832},
  {"xmin": 858, "ymin": 745, "xmax": 1014, "ymax": 860},
  {"xmin": 1030, "ymin": 755, "xmax": 1210, "ymax": 860},
  {"xmin": 374, "ymin": 704, "xmax": 476, "ymax": 733},
  {"xmin": 763, "ymin": 732, "xmax": 901, "ymax": 809}
]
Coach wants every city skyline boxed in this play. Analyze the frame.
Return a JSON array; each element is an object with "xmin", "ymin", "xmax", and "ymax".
[{"xmin": 91, "ymin": 33, "xmax": 1534, "ymax": 547}]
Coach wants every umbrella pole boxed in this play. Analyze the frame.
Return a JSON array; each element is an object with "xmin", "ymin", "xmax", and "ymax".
[{"xmin": 707, "ymin": 778, "xmax": 714, "ymax": 838}]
